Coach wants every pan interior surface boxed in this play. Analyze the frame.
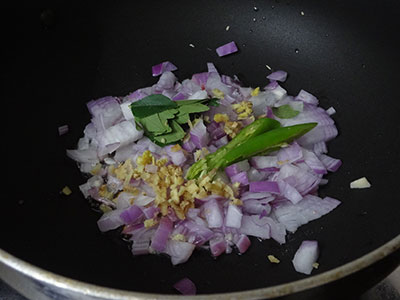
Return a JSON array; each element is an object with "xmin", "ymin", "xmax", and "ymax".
[{"xmin": 3, "ymin": 0, "xmax": 400, "ymax": 295}]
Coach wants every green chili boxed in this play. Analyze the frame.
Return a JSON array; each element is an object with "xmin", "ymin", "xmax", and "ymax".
[
  {"xmin": 186, "ymin": 118, "xmax": 281, "ymax": 179},
  {"xmin": 220, "ymin": 122, "xmax": 317, "ymax": 168}
]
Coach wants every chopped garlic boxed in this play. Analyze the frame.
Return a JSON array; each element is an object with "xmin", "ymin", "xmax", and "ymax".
[
  {"xmin": 267, "ymin": 255, "xmax": 280, "ymax": 263},
  {"xmin": 144, "ymin": 218, "xmax": 158, "ymax": 228},
  {"xmin": 251, "ymin": 87, "xmax": 260, "ymax": 97},
  {"xmin": 90, "ymin": 163, "xmax": 102, "ymax": 175},
  {"xmin": 99, "ymin": 204, "xmax": 112, "ymax": 213},
  {"xmin": 172, "ymin": 234, "xmax": 186, "ymax": 241},
  {"xmin": 212, "ymin": 88, "xmax": 225, "ymax": 99},
  {"xmin": 232, "ymin": 101, "xmax": 253, "ymax": 120},
  {"xmin": 214, "ymin": 113, "xmax": 229, "ymax": 123},
  {"xmin": 350, "ymin": 177, "xmax": 371, "ymax": 189},
  {"xmin": 61, "ymin": 186, "xmax": 72, "ymax": 196},
  {"xmin": 171, "ymin": 144, "xmax": 182, "ymax": 152}
]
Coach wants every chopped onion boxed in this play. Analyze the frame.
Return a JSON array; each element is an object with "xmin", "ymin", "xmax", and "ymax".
[
  {"xmin": 120, "ymin": 205, "xmax": 143, "ymax": 224},
  {"xmin": 273, "ymin": 195, "xmax": 340, "ymax": 232},
  {"xmin": 240, "ymin": 215, "xmax": 270, "ymax": 239},
  {"xmin": 302, "ymin": 149, "xmax": 327, "ymax": 174},
  {"xmin": 150, "ymin": 217, "xmax": 173, "ymax": 252},
  {"xmin": 249, "ymin": 181, "xmax": 280, "ymax": 194},
  {"xmin": 292, "ymin": 240, "xmax": 319, "ymax": 275},
  {"xmin": 250, "ymin": 156, "xmax": 278, "ymax": 169},
  {"xmin": 165, "ymin": 240, "xmax": 195, "ymax": 265},
  {"xmin": 225, "ymin": 204, "xmax": 243, "ymax": 228},
  {"xmin": 216, "ymin": 41, "xmax": 238, "ymax": 57},
  {"xmin": 230, "ymin": 171, "xmax": 249, "ymax": 186},
  {"xmin": 151, "ymin": 61, "xmax": 178, "ymax": 77},
  {"xmin": 276, "ymin": 142, "xmax": 303, "ymax": 164},
  {"xmin": 173, "ymin": 277, "xmax": 197, "ymax": 295},
  {"xmin": 267, "ymin": 70, "xmax": 287, "ymax": 82},
  {"xmin": 295, "ymin": 89, "xmax": 319, "ymax": 106},
  {"xmin": 235, "ymin": 234, "xmax": 251, "ymax": 253},
  {"xmin": 225, "ymin": 160, "xmax": 250, "ymax": 177},
  {"xmin": 69, "ymin": 62, "xmax": 342, "ymax": 269},
  {"xmin": 209, "ymin": 235, "xmax": 227, "ymax": 256},
  {"xmin": 326, "ymin": 106, "xmax": 336, "ymax": 115},
  {"xmin": 277, "ymin": 180, "xmax": 303, "ymax": 204},
  {"xmin": 97, "ymin": 209, "xmax": 124, "ymax": 232},
  {"xmin": 190, "ymin": 119, "xmax": 209, "ymax": 149},
  {"xmin": 319, "ymin": 154, "xmax": 342, "ymax": 172},
  {"xmin": 202, "ymin": 199, "xmax": 224, "ymax": 228},
  {"xmin": 164, "ymin": 145, "xmax": 187, "ymax": 166},
  {"xmin": 58, "ymin": 124, "xmax": 69, "ymax": 136}
]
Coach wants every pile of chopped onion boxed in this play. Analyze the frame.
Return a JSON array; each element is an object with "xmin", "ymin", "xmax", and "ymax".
[{"xmin": 67, "ymin": 62, "xmax": 341, "ymax": 269}]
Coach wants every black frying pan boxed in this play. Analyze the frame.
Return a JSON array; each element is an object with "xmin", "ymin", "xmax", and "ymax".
[{"xmin": 2, "ymin": 0, "xmax": 400, "ymax": 299}]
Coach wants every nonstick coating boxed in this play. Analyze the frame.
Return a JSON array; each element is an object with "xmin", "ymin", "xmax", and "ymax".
[{"xmin": 3, "ymin": 0, "xmax": 400, "ymax": 295}]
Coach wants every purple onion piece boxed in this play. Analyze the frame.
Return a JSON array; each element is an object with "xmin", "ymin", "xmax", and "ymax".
[
  {"xmin": 173, "ymin": 277, "xmax": 197, "ymax": 295},
  {"xmin": 150, "ymin": 217, "xmax": 173, "ymax": 252},
  {"xmin": 249, "ymin": 181, "xmax": 280, "ymax": 193},
  {"xmin": 151, "ymin": 61, "xmax": 178, "ymax": 77},
  {"xmin": 216, "ymin": 41, "xmax": 239, "ymax": 57},
  {"xmin": 267, "ymin": 70, "xmax": 288, "ymax": 82}
]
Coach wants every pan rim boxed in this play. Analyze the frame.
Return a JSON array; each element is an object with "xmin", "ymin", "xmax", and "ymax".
[{"xmin": 1, "ymin": 234, "xmax": 399, "ymax": 299}]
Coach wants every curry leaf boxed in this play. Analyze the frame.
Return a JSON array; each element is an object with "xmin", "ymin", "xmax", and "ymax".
[
  {"xmin": 177, "ymin": 103, "xmax": 210, "ymax": 114},
  {"xmin": 130, "ymin": 94, "xmax": 178, "ymax": 118},
  {"xmin": 130, "ymin": 94, "xmax": 219, "ymax": 146},
  {"xmin": 152, "ymin": 120, "xmax": 186, "ymax": 145},
  {"xmin": 137, "ymin": 114, "xmax": 171, "ymax": 135},
  {"xmin": 272, "ymin": 104, "xmax": 300, "ymax": 119},
  {"xmin": 176, "ymin": 113, "xmax": 190, "ymax": 124}
]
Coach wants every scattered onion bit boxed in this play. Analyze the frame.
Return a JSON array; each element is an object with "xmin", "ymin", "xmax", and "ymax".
[
  {"xmin": 58, "ymin": 124, "xmax": 69, "ymax": 136},
  {"xmin": 173, "ymin": 277, "xmax": 196, "ymax": 295},
  {"xmin": 312, "ymin": 262, "xmax": 319, "ymax": 269},
  {"xmin": 216, "ymin": 41, "xmax": 238, "ymax": 57},
  {"xmin": 350, "ymin": 177, "xmax": 371, "ymax": 189}
]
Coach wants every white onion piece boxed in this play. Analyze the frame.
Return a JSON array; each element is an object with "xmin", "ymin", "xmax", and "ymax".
[
  {"xmin": 292, "ymin": 240, "xmax": 319, "ymax": 275},
  {"xmin": 250, "ymin": 156, "xmax": 278, "ymax": 169},
  {"xmin": 97, "ymin": 120, "xmax": 143, "ymax": 156},
  {"xmin": 203, "ymin": 199, "xmax": 224, "ymax": 228},
  {"xmin": 66, "ymin": 149, "xmax": 99, "ymax": 164},
  {"xmin": 165, "ymin": 240, "xmax": 196, "ymax": 265},
  {"xmin": 273, "ymin": 195, "xmax": 340, "ymax": 232},
  {"xmin": 240, "ymin": 215, "xmax": 270, "ymax": 239},
  {"xmin": 97, "ymin": 209, "xmax": 125, "ymax": 232},
  {"xmin": 188, "ymin": 90, "xmax": 208, "ymax": 100},
  {"xmin": 225, "ymin": 204, "xmax": 243, "ymax": 228},
  {"xmin": 295, "ymin": 90, "xmax": 319, "ymax": 106}
]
